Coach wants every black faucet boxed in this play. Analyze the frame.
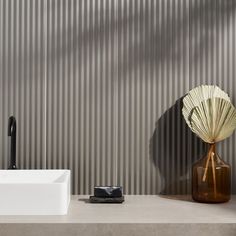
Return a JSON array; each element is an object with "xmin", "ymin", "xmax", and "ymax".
[{"xmin": 8, "ymin": 116, "xmax": 17, "ymax": 169}]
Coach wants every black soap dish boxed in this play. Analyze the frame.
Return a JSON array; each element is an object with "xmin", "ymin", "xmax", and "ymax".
[{"xmin": 89, "ymin": 186, "xmax": 124, "ymax": 203}]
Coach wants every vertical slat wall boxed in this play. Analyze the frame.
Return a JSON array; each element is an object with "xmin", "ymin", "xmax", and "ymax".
[
  {"xmin": 46, "ymin": 0, "xmax": 118, "ymax": 194},
  {"xmin": 117, "ymin": 0, "xmax": 191, "ymax": 194},
  {"xmin": 0, "ymin": 0, "xmax": 46, "ymax": 169},
  {"xmin": 1, "ymin": 0, "xmax": 236, "ymax": 194}
]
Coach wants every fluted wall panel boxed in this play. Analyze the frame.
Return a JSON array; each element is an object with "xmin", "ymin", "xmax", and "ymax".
[
  {"xmin": 0, "ymin": 0, "xmax": 46, "ymax": 169},
  {"xmin": 1, "ymin": 0, "xmax": 236, "ymax": 194},
  {"xmin": 117, "ymin": 0, "xmax": 191, "ymax": 194},
  {"xmin": 46, "ymin": 0, "xmax": 118, "ymax": 194}
]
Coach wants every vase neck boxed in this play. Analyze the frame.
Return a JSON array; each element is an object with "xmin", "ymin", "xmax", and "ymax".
[
  {"xmin": 207, "ymin": 143, "xmax": 219, "ymax": 161},
  {"xmin": 209, "ymin": 143, "xmax": 216, "ymax": 152}
]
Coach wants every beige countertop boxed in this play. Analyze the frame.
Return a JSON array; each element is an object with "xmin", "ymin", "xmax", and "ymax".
[{"xmin": 0, "ymin": 195, "xmax": 236, "ymax": 224}]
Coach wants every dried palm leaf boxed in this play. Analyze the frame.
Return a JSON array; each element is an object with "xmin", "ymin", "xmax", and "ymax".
[
  {"xmin": 182, "ymin": 85, "xmax": 230, "ymax": 128},
  {"xmin": 190, "ymin": 97, "xmax": 236, "ymax": 143}
]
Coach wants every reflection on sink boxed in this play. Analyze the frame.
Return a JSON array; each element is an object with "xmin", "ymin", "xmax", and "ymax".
[{"xmin": 0, "ymin": 170, "xmax": 70, "ymax": 215}]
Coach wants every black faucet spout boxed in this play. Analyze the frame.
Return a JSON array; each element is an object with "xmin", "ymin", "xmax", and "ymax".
[{"xmin": 8, "ymin": 116, "xmax": 17, "ymax": 169}]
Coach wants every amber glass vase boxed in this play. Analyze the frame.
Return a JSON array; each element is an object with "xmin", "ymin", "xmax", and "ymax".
[{"xmin": 192, "ymin": 143, "xmax": 231, "ymax": 203}]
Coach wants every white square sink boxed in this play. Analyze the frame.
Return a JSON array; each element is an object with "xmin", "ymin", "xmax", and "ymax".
[{"xmin": 0, "ymin": 169, "xmax": 70, "ymax": 215}]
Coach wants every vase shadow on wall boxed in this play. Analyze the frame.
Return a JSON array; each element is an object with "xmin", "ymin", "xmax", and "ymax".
[{"xmin": 150, "ymin": 98, "xmax": 206, "ymax": 197}]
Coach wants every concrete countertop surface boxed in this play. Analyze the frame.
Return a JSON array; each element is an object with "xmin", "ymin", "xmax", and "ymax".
[{"xmin": 0, "ymin": 195, "xmax": 236, "ymax": 223}]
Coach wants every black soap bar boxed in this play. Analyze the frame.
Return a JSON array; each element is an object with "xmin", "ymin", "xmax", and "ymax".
[
  {"xmin": 94, "ymin": 186, "xmax": 123, "ymax": 198},
  {"xmin": 90, "ymin": 196, "xmax": 125, "ymax": 203}
]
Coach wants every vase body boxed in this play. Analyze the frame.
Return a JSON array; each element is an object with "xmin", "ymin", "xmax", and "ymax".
[{"xmin": 192, "ymin": 143, "xmax": 231, "ymax": 203}]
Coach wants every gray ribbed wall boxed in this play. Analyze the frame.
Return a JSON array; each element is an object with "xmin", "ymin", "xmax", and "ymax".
[
  {"xmin": 0, "ymin": 0, "xmax": 46, "ymax": 169},
  {"xmin": 0, "ymin": 0, "xmax": 236, "ymax": 195},
  {"xmin": 45, "ymin": 0, "xmax": 118, "ymax": 194}
]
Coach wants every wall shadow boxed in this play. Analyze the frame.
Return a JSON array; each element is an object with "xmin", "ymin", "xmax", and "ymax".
[{"xmin": 150, "ymin": 98, "xmax": 206, "ymax": 195}]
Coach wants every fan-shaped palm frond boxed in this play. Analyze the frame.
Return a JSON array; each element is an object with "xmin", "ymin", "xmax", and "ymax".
[
  {"xmin": 190, "ymin": 97, "xmax": 236, "ymax": 143},
  {"xmin": 182, "ymin": 85, "xmax": 230, "ymax": 128}
]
